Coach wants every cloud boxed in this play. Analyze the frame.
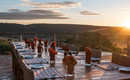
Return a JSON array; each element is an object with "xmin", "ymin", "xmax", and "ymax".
[
  {"xmin": 80, "ymin": 10, "xmax": 100, "ymax": 15},
  {"xmin": 20, "ymin": 0, "xmax": 80, "ymax": 8},
  {"xmin": 0, "ymin": 9, "xmax": 68, "ymax": 20}
]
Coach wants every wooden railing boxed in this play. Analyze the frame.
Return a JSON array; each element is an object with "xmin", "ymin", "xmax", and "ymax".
[{"xmin": 11, "ymin": 44, "xmax": 34, "ymax": 80}]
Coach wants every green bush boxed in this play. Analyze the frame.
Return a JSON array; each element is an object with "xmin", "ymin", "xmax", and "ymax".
[{"xmin": 0, "ymin": 40, "xmax": 11, "ymax": 54}]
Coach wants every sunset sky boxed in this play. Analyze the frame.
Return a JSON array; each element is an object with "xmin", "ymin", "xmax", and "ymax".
[{"xmin": 0, "ymin": 0, "xmax": 130, "ymax": 26}]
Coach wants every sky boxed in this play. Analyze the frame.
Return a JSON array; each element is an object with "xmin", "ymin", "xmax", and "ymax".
[{"xmin": 0, "ymin": 0, "xmax": 130, "ymax": 26}]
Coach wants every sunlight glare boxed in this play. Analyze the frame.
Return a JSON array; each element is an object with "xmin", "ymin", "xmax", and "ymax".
[{"xmin": 122, "ymin": 21, "xmax": 130, "ymax": 29}]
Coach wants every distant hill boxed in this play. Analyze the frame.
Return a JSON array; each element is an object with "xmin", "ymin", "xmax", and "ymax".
[
  {"xmin": 0, "ymin": 23, "xmax": 129, "ymax": 50},
  {"xmin": 0, "ymin": 23, "xmax": 24, "ymax": 32},
  {"xmin": 0, "ymin": 23, "xmax": 114, "ymax": 33}
]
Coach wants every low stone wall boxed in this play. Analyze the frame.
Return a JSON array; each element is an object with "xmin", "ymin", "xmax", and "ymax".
[{"xmin": 112, "ymin": 52, "xmax": 130, "ymax": 67}]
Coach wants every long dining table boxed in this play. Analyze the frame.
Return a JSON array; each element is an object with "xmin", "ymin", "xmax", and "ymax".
[{"xmin": 11, "ymin": 41, "xmax": 65, "ymax": 80}]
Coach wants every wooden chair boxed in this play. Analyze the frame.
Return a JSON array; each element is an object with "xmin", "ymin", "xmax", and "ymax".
[{"xmin": 91, "ymin": 49, "xmax": 102, "ymax": 63}]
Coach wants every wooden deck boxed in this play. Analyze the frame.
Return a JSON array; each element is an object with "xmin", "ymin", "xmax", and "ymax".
[
  {"xmin": 0, "ymin": 55, "xmax": 14, "ymax": 80},
  {"xmin": 55, "ymin": 52, "xmax": 130, "ymax": 80},
  {"xmin": 11, "ymin": 42, "xmax": 130, "ymax": 80}
]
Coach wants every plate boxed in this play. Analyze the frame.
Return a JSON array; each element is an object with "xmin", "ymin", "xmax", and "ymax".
[
  {"xmin": 119, "ymin": 67, "xmax": 130, "ymax": 73},
  {"xmin": 30, "ymin": 64, "xmax": 46, "ymax": 69},
  {"xmin": 85, "ymin": 64, "xmax": 92, "ymax": 66},
  {"xmin": 22, "ymin": 55, "xmax": 34, "ymax": 59}
]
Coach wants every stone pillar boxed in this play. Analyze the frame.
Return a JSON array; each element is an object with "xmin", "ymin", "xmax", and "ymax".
[
  {"xmin": 20, "ymin": 32, "xmax": 23, "ymax": 41},
  {"xmin": 54, "ymin": 33, "xmax": 56, "ymax": 41}
]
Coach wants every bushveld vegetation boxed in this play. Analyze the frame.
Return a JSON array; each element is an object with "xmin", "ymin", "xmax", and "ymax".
[
  {"xmin": 0, "ymin": 40, "xmax": 11, "ymax": 54},
  {"xmin": 65, "ymin": 32, "xmax": 121, "ymax": 52}
]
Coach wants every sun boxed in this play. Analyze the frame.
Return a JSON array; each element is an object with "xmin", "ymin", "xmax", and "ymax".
[{"xmin": 122, "ymin": 21, "xmax": 130, "ymax": 29}]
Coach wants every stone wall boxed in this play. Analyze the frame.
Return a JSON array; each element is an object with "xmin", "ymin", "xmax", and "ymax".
[{"xmin": 112, "ymin": 52, "xmax": 130, "ymax": 67}]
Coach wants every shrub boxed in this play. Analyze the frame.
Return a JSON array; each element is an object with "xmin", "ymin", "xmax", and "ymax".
[{"xmin": 0, "ymin": 40, "xmax": 11, "ymax": 54}]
